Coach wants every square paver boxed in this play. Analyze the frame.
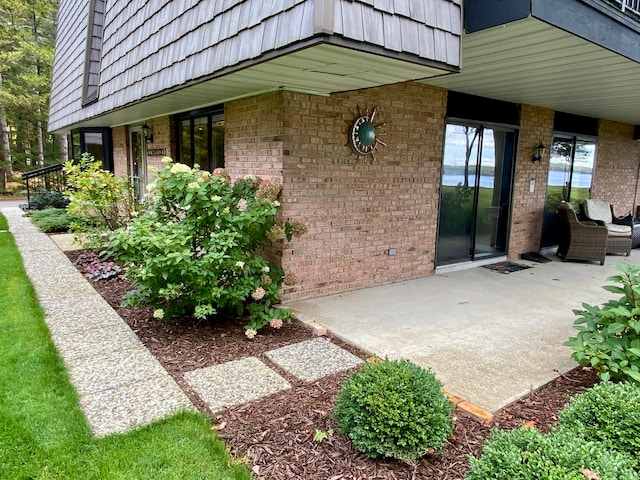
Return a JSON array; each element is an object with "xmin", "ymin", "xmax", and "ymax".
[
  {"xmin": 80, "ymin": 375, "xmax": 195, "ymax": 437},
  {"xmin": 183, "ymin": 357, "xmax": 290, "ymax": 413},
  {"xmin": 264, "ymin": 338, "xmax": 363, "ymax": 382}
]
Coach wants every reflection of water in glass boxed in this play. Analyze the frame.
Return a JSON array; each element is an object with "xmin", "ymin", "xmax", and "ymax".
[
  {"xmin": 442, "ymin": 174, "xmax": 494, "ymax": 188},
  {"xmin": 548, "ymin": 170, "xmax": 592, "ymax": 187},
  {"xmin": 443, "ymin": 171, "xmax": 592, "ymax": 189}
]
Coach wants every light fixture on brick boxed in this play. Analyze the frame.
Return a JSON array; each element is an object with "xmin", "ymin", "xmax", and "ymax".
[{"xmin": 532, "ymin": 142, "xmax": 545, "ymax": 164}]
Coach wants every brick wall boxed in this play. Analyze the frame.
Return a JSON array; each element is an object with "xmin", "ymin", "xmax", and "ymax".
[
  {"xmin": 593, "ymin": 120, "xmax": 640, "ymax": 216},
  {"xmin": 112, "ymin": 126, "xmax": 129, "ymax": 177},
  {"xmin": 226, "ymin": 84, "xmax": 447, "ymax": 300},
  {"xmin": 224, "ymin": 93, "xmax": 285, "ymax": 182},
  {"xmin": 277, "ymin": 83, "xmax": 447, "ymax": 300},
  {"xmin": 508, "ymin": 105, "xmax": 554, "ymax": 257},
  {"xmin": 144, "ymin": 116, "xmax": 174, "ymax": 175}
]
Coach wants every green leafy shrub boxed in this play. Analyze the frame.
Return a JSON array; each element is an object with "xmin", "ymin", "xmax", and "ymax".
[
  {"xmin": 558, "ymin": 382, "xmax": 640, "ymax": 467},
  {"xmin": 28, "ymin": 208, "xmax": 74, "ymax": 233},
  {"xmin": 467, "ymin": 427, "xmax": 638, "ymax": 480},
  {"xmin": 564, "ymin": 262, "xmax": 640, "ymax": 384},
  {"xmin": 30, "ymin": 189, "xmax": 69, "ymax": 210},
  {"xmin": 333, "ymin": 358, "xmax": 453, "ymax": 463},
  {"xmin": 107, "ymin": 159, "xmax": 305, "ymax": 334},
  {"xmin": 64, "ymin": 153, "xmax": 140, "ymax": 245}
]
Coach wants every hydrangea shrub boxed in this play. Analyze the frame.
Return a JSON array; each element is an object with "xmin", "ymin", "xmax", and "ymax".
[{"xmin": 107, "ymin": 158, "xmax": 305, "ymax": 334}]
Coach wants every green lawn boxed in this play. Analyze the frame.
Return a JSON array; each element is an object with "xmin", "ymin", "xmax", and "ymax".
[{"xmin": 0, "ymin": 213, "xmax": 252, "ymax": 480}]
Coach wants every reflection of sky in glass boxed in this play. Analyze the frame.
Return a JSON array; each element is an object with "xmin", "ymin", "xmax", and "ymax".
[{"xmin": 444, "ymin": 125, "xmax": 495, "ymax": 166}]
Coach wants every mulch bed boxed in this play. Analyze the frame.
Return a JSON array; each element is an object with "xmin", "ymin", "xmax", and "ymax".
[{"xmin": 65, "ymin": 250, "xmax": 599, "ymax": 480}]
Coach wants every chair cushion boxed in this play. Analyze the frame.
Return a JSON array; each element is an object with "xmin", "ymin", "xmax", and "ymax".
[
  {"xmin": 583, "ymin": 199, "xmax": 613, "ymax": 224},
  {"xmin": 607, "ymin": 223, "xmax": 632, "ymax": 236}
]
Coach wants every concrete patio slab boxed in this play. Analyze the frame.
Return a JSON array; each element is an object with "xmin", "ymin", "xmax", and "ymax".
[
  {"xmin": 289, "ymin": 252, "xmax": 640, "ymax": 413},
  {"xmin": 184, "ymin": 357, "xmax": 291, "ymax": 413},
  {"xmin": 265, "ymin": 338, "xmax": 363, "ymax": 382}
]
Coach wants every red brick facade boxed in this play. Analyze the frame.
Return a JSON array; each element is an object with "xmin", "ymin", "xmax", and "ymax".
[
  {"xmin": 593, "ymin": 120, "xmax": 640, "ymax": 216},
  {"xmin": 111, "ymin": 82, "xmax": 640, "ymax": 301},
  {"xmin": 507, "ymin": 105, "xmax": 554, "ymax": 256}
]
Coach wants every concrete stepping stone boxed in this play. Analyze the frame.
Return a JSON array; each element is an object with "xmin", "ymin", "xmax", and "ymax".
[
  {"xmin": 264, "ymin": 337, "xmax": 363, "ymax": 382},
  {"xmin": 81, "ymin": 375, "xmax": 195, "ymax": 437},
  {"xmin": 184, "ymin": 357, "xmax": 291, "ymax": 413}
]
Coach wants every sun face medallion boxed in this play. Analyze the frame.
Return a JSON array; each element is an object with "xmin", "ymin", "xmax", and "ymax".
[{"xmin": 348, "ymin": 106, "xmax": 386, "ymax": 157}]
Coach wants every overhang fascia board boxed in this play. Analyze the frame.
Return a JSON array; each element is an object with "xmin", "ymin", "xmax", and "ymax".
[{"xmin": 466, "ymin": 0, "xmax": 640, "ymax": 62}]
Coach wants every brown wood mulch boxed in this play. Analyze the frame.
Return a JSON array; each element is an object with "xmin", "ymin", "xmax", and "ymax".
[{"xmin": 65, "ymin": 250, "xmax": 599, "ymax": 480}]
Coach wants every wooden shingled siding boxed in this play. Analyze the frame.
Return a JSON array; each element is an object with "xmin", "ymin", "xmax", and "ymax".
[
  {"xmin": 48, "ymin": 0, "xmax": 90, "ymax": 131},
  {"xmin": 49, "ymin": 0, "xmax": 462, "ymax": 132},
  {"xmin": 333, "ymin": 0, "xmax": 462, "ymax": 66}
]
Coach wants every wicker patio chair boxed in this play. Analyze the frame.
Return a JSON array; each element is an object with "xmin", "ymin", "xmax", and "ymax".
[
  {"xmin": 581, "ymin": 199, "xmax": 632, "ymax": 256},
  {"xmin": 556, "ymin": 201, "xmax": 608, "ymax": 265}
]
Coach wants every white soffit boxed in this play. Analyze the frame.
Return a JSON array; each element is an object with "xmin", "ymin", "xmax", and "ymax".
[
  {"xmin": 423, "ymin": 17, "xmax": 640, "ymax": 125},
  {"xmin": 70, "ymin": 44, "xmax": 450, "ymax": 130}
]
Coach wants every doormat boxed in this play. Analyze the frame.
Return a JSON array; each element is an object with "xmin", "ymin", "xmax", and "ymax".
[
  {"xmin": 481, "ymin": 261, "xmax": 532, "ymax": 274},
  {"xmin": 520, "ymin": 251, "xmax": 552, "ymax": 263}
]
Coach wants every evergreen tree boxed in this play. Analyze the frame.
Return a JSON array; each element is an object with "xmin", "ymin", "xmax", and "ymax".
[{"xmin": 0, "ymin": 0, "xmax": 57, "ymax": 189}]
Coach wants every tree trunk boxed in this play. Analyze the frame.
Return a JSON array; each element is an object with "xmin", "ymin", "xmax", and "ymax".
[
  {"xmin": 60, "ymin": 134, "xmax": 68, "ymax": 162},
  {"xmin": 0, "ymin": 115, "xmax": 12, "ymax": 189},
  {"xmin": 0, "ymin": 72, "xmax": 12, "ymax": 191},
  {"xmin": 37, "ymin": 119, "xmax": 45, "ymax": 166}
]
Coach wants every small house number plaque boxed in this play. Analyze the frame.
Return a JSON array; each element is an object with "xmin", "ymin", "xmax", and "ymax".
[{"xmin": 147, "ymin": 148, "xmax": 166, "ymax": 157}]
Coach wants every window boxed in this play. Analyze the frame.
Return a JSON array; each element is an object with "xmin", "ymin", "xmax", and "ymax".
[
  {"xmin": 82, "ymin": 0, "xmax": 106, "ymax": 105},
  {"xmin": 70, "ymin": 128, "xmax": 113, "ymax": 172},
  {"xmin": 176, "ymin": 105, "xmax": 224, "ymax": 171}
]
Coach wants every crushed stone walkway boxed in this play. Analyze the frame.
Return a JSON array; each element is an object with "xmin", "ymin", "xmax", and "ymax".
[{"xmin": 2, "ymin": 206, "xmax": 362, "ymax": 436}]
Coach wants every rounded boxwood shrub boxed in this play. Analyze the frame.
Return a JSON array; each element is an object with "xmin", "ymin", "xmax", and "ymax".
[
  {"xmin": 558, "ymin": 381, "xmax": 640, "ymax": 467},
  {"xmin": 333, "ymin": 358, "xmax": 453, "ymax": 462},
  {"xmin": 467, "ymin": 427, "xmax": 638, "ymax": 480}
]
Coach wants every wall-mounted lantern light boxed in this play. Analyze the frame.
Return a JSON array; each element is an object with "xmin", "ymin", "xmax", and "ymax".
[
  {"xmin": 532, "ymin": 142, "xmax": 546, "ymax": 164},
  {"xmin": 141, "ymin": 123, "xmax": 153, "ymax": 143}
]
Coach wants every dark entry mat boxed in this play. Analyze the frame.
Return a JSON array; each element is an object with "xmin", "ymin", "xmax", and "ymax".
[
  {"xmin": 520, "ymin": 251, "xmax": 552, "ymax": 263},
  {"xmin": 481, "ymin": 261, "xmax": 532, "ymax": 274}
]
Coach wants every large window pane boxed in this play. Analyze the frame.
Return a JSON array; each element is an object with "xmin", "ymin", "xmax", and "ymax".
[
  {"xmin": 176, "ymin": 107, "xmax": 224, "ymax": 171},
  {"xmin": 193, "ymin": 117, "xmax": 208, "ymax": 171},
  {"xmin": 211, "ymin": 119, "xmax": 224, "ymax": 170},
  {"xmin": 180, "ymin": 119, "xmax": 192, "ymax": 166}
]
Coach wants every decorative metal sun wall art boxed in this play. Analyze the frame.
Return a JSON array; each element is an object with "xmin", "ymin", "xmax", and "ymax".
[{"xmin": 348, "ymin": 105, "xmax": 386, "ymax": 158}]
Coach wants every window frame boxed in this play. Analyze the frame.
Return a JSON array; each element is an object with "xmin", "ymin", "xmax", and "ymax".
[
  {"xmin": 82, "ymin": 0, "xmax": 106, "ymax": 105},
  {"xmin": 70, "ymin": 127, "xmax": 113, "ymax": 172},
  {"xmin": 175, "ymin": 105, "xmax": 225, "ymax": 171}
]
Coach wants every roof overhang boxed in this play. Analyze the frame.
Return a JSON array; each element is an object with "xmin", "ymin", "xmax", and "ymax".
[
  {"xmin": 55, "ymin": 41, "xmax": 455, "ymax": 133},
  {"xmin": 424, "ymin": 1, "xmax": 640, "ymax": 125}
]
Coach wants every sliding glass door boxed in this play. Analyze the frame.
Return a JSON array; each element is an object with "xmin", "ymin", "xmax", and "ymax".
[
  {"xmin": 436, "ymin": 123, "xmax": 516, "ymax": 266},
  {"xmin": 541, "ymin": 135, "xmax": 596, "ymax": 247}
]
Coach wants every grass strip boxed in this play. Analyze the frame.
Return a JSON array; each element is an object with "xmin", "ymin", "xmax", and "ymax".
[{"xmin": 0, "ymin": 212, "xmax": 251, "ymax": 480}]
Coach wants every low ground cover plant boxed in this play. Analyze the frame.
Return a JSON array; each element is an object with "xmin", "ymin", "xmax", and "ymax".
[
  {"xmin": 334, "ymin": 358, "xmax": 454, "ymax": 463},
  {"xmin": 564, "ymin": 262, "xmax": 640, "ymax": 384},
  {"xmin": 27, "ymin": 207, "xmax": 74, "ymax": 233},
  {"xmin": 107, "ymin": 159, "xmax": 305, "ymax": 334}
]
